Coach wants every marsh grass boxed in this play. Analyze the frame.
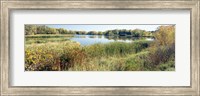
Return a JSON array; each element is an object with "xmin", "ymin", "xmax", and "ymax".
[
  {"xmin": 25, "ymin": 34, "xmax": 73, "ymax": 38},
  {"xmin": 84, "ymin": 41, "xmax": 151, "ymax": 57},
  {"xmin": 25, "ymin": 41, "xmax": 159, "ymax": 71},
  {"xmin": 25, "ymin": 39, "xmax": 175, "ymax": 71},
  {"xmin": 25, "ymin": 34, "xmax": 73, "ymax": 44}
]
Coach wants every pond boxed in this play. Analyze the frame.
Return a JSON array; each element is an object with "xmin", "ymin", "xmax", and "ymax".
[{"xmin": 70, "ymin": 35, "xmax": 154, "ymax": 46}]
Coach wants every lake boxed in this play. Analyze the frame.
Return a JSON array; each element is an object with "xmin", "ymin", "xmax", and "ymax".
[{"xmin": 70, "ymin": 35, "xmax": 154, "ymax": 46}]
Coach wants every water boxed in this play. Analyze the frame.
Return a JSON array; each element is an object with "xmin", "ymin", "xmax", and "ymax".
[{"xmin": 70, "ymin": 35, "xmax": 154, "ymax": 46}]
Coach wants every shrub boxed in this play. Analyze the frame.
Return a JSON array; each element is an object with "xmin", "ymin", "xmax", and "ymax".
[
  {"xmin": 143, "ymin": 43, "xmax": 175, "ymax": 70},
  {"xmin": 25, "ymin": 41, "xmax": 81, "ymax": 71},
  {"xmin": 60, "ymin": 48, "xmax": 87, "ymax": 70},
  {"xmin": 158, "ymin": 60, "xmax": 175, "ymax": 71},
  {"xmin": 124, "ymin": 51, "xmax": 149, "ymax": 71},
  {"xmin": 154, "ymin": 25, "xmax": 175, "ymax": 46}
]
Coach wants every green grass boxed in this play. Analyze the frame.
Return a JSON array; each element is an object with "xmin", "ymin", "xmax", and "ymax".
[
  {"xmin": 25, "ymin": 34, "xmax": 73, "ymax": 44},
  {"xmin": 25, "ymin": 34, "xmax": 73, "ymax": 38}
]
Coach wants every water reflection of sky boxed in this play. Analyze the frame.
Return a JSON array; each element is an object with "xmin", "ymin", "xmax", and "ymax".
[{"xmin": 71, "ymin": 35, "xmax": 154, "ymax": 46}]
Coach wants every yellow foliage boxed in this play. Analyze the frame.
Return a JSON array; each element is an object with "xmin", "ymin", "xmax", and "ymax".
[{"xmin": 154, "ymin": 25, "xmax": 175, "ymax": 46}]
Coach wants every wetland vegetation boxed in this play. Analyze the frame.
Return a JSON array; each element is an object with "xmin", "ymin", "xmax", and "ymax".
[{"xmin": 25, "ymin": 25, "xmax": 175, "ymax": 71}]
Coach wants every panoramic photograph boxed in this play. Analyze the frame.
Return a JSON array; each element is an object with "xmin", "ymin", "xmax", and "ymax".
[{"xmin": 25, "ymin": 24, "xmax": 175, "ymax": 71}]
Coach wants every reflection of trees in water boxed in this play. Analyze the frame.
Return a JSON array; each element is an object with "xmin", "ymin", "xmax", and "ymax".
[
  {"xmin": 104, "ymin": 36, "xmax": 153, "ymax": 41},
  {"xmin": 75, "ymin": 35, "xmax": 86, "ymax": 38},
  {"xmin": 98, "ymin": 35, "xmax": 102, "ymax": 38},
  {"xmin": 88, "ymin": 35, "xmax": 97, "ymax": 38},
  {"xmin": 74, "ymin": 35, "xmax": 154, "ymax": 41}
]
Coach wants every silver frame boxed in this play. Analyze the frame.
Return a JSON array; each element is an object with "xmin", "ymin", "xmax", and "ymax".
[{"xmin": 1, "ymin": 0, "xmax": 199, "ymax": 95}]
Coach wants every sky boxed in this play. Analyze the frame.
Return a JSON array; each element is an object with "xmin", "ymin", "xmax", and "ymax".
[{"xmin": 46, "ymin": 25, "xmax": 169, "ymax": 32}]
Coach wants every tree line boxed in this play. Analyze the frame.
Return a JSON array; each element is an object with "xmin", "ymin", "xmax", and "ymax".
[{"xmin": 25, "ymin": 25, "xmax": 154, "ymax": 37}]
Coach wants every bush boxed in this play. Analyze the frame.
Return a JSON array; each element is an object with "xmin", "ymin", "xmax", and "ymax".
[
  {"xmin": 60, "ymin": 48, "xmax": 87, "ymax": 70},
  {"xmin": 124, "ymin": 51, "xmax": 149, "ymax": 71},
  {"xmin": 142, "ymin": 43, "xmax": 175, "ymax": 71},
  {"xmin": 154, "ymin": 25, "xmax": 175, "ymax": 46},
  {"xmin": 158, "ymin": 60, "xmax": 175, "ymax": 71},
  {"xmin": 25, "ymin": 41, "xmax": 81, "ymax": 71}
]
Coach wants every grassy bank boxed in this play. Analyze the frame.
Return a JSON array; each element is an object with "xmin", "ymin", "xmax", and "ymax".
[
  {"xmin": 25, "ymin": 41, "xmax": 175, "ymax": 71},
  {"xmin": 25, "ymin": 34, "xmax": 74, "ymax": 38},
  {"xmin": 25, "ymin": 34, "xmax": 73, "ymax": 44}
]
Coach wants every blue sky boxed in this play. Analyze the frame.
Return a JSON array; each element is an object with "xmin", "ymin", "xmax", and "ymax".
[{"xmin": 46, "ymin": 25, "xmax": 169, "ymax": 32}]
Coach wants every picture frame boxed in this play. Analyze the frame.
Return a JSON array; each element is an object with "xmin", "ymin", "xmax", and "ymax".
[{"xmin": 1, "ymin": 0, "xmax": 199, "ymax": 95}]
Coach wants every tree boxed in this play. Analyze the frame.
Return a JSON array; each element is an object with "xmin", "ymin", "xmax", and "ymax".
[
  {"xmin": 97, "ymin": 31, "xmax": 103, "ymax": 35},
  {"xmin": 25, "ymin": 25, "xmax": 37, "ymax": 35},
  {"xmin": 154, "ymin": 25, "xmax": 175, "ymax": 46},
  {"xmin": 48, "ymin": 28, "xmax": 59, "ymax": 34},
  {"xmin": 87, "ymin": 31, "xmax": 98, "ymax": 35},
  {"xmin": 36, "ymin": 25, "xmax": 47, "ymax": 34},
  {"xmin": 25, "ymin": 25, "xmax": 156, "ymax": 37}
]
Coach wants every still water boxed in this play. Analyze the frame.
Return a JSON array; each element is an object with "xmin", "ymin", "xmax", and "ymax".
[{"xmin": 70, "ymin": 35, "xmax": 154, "ymax": 46}]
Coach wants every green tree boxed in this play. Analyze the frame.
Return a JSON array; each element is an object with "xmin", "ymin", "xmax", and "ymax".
[{"xmin": 25, "ymin": 25, "xmax": 37, "ymax": 35}]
